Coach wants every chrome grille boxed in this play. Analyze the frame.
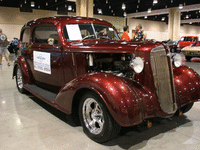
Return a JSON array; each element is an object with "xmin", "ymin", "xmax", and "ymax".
[{"xmin": 150, "ymin": 46, "xmax": 176, "ymax": 113}]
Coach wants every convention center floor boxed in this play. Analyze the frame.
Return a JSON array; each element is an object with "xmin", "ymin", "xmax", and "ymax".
[{"xmin": 0, "ymin": 55, "xmax": 200, "ymax": 150}]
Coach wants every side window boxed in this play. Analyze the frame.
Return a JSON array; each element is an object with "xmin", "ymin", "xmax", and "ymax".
[
  {"xmin": 194, "ymin": 37, "xmax": 197, "ymax": 41},
  {"xmin": 33, "ymin": 25, "xmax": 59, "ymax": 45},
  {"xmin": 21, "ymin": 28, "xmax": 30, "ymax": 44}
]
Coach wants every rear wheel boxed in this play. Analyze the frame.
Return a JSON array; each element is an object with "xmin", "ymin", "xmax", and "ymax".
[
  {"xmin": 79, "ymin": 92, "xmax": 121, "ymax": 143},
  {"xmin": 16, "ymin": 66, "xmax": 26, "ymax": 93}
]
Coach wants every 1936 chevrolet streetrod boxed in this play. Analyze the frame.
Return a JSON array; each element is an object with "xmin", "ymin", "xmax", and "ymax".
[{"xmin": 12, "ymin": 16, "xmax": 200, "ymax": 143}]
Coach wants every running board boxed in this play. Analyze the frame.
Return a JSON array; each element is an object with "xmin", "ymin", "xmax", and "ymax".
[{"xmin": 24, "ymin": 84, "xmax": 57, "ymax": 103}]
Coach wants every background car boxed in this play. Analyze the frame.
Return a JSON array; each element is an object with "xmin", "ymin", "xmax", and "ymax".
[
  {"xmin": 181, "ymin": 41, "xmax": 200, "ymax": 61},
  {"xmin": 166, "ymin": 41, "xmax": 178, "ymax": 53}
]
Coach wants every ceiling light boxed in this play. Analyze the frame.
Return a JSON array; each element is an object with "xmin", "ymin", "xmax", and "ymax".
[
  {"xmin": 162, "ymin": 17, "xmax": 165, "ymax": 21},
  {"xmin": 113, "ymin": 13, "xmax": 115, "ymax": 16},
  {"xmin": 38, "ymin": 5, "xmax": 40, "ymax": 9},
  {"xmin": 138, "ymin": 0, "xmax": 140, "ymax": 3},
  {"xmin": 20, "ymin": 4, "xmax": 22, "ymax": 7},
  {"xmin": 55, "ymin": 0, "xmax": 57, "ymax": 2},
  {"xmin": 111, "ymin": 10, "xmax": 113, "ymax": 13},
  {"xmin": 179, "ymin": 4, "xmax": 183, "ymax": 9},
  {"xmin": 46, "ymin": 2, "xmax": 48, "ymax": 6},
  {"xmin": 68, "ymin": 5, "xmax": 72, "ymax": 11},
  {"xmin": 171, "ymin": 0, "xmax": 173, "ymax": 3},
  {"xmin": 106, "ymin": 0, "xmax": 108, "ymax": 4},
  {"xmin": 137, "ymin": 5, "xmax": 139, "ymax": 8},
  {"xmin": 24, "ymin": 0, "xmax": 26, "ymax": 4},
  {"xmin": 148, "ymin": 8, "xmax": 151, "ymax": 13},
  {"xmin": 98, "ymin": 9, "xmax": 102, "ymax": 14},
  {"xmin": 56, "ymin": 7, "xmax": 58, "ymax": 10},
  {"xmin": 144, "ymin": 16, "xmax": 147, "ymax": 19},
  {"xmin": 31, "ymin": 1, "xmax": 35, "ymax": 7},
  {"xmin": 153, "ymin": 0, "xmax": 158, "ymax": 4},
  {"xmin": 122, "ymin": 3, "xmax": 126, "ymax": 10},
  {"xmin": 65, "ymin": 4, "xmax": 67, "ymax": 8},
  {"xmin": 186, "ymin": 15, "xmax": 189, "ymax": 19},
  {"xmin": 189, "ymin": 22, "xmax": 192, "ymax": 24},
  {"xmin": 109, "ymin": 6, "xmax": 111, "ymax": 9},
  {"xmin": 124, "ymin": 12, "xmax": 127, "ymax": 17}
]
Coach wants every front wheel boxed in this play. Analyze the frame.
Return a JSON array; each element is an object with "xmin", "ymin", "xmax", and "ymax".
[
  {"xmin": 79, "ymin": 92, "xmax": 121, "ymax": 143},
  {"xmin": 175, "ymin": 102, "xmax": 194, "ymax": 116},
  {"xmin": 16, "ymin": 66, "xmax": 26, "ymax": 93}
]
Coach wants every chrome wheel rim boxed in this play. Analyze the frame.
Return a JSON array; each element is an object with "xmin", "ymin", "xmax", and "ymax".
[
  {"xmin": 82, "ymin": 98, "xmax": 104, "ymax": 135},
  {"xmin": 17, "ymin": 68, "xmax": 23, "ymax": 90}
]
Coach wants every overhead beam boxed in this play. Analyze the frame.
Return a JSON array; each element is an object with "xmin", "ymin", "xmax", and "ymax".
[
  {"xmin": 127, "ymin": 4, "xmax": 200, "ymax": 18},
  {"xmin": 127, "ymin": 8, "xmax": 169, "ymax": 18},
  {"xmin": 177, "ymin": 4, "xmax": 200, "ymax": 12},
  {"xmin": 181, "ymin": 19, "xmax": 200, "ymax": 24}
]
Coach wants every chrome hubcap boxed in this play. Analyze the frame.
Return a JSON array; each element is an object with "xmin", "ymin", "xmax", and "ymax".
[
  {"xmin": 82, "ymin": 98, "xmax": 104, "ymax": 135},
  {"xmin": 17, "ymin": 68, "xmax": 23, "ymax": 89}
]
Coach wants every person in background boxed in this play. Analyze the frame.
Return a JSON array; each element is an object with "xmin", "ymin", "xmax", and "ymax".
[
  {"xmin": 12, "ymin": 37, "xmax": 19, "ymax": 56},
  {"xmin": 121, "ymin": 26, "xmax": 131, "ymax": 41},
  {"xmin": 0, "ymin": 29, "xmax": 10, "ymax": 66}
]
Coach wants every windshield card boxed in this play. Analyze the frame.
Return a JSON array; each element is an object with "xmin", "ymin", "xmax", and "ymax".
[
  {"xmin": 66, "ymin": 24, "xmax": 82, "ymax": 41},
  {"xmin": 33, "ymin": 51, "xmax": 51, "ymax": 74}
]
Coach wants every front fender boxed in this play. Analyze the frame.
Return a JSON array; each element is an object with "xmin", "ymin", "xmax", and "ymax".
[
  {"xmin": 12, "ymin": 56, "xmax": 32, "ymax": 85},
  {"xmin": 174, "ymin": 65, "xmax": 200, "ymax": 107},
  {"xmin": 55, "ymin": 72, "xmax": 155, "ymax": 127}
]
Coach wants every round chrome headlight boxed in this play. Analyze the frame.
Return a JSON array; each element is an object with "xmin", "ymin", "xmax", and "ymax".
[
  {"xmin": 130, "ymin": 57, "xmax": 144, "ymax": 73},
  {"xmin": 173, "ymin": 54, "xmax": 183, "ymax": 67}
]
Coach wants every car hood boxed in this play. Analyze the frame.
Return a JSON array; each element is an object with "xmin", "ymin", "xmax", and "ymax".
[
  {"xmin": 66, "ymin": 40, "xmax": 163, "ymax": 53},
  {"xmin": 182, "ymin": 46, "xmax": 200, "ymax": 51}
]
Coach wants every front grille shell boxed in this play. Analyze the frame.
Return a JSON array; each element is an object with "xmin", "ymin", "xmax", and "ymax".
[{"xmin": 150, "ymin": 46, "xmax": 177, "ymax": 113}]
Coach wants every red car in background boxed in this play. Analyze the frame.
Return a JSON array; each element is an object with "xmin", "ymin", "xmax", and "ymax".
[
  {"xmin": 177, "ymin": 36, "xmax": 198, "ymax": 51},
  {"xmin": 12, "ymin": 16, "xmax": 200, "ymax": 143}
]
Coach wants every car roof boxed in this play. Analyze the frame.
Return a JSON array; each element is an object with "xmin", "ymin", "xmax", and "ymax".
[{"xmin": 23, "ymin": 16, "xmax": 113, "ymax": 28}]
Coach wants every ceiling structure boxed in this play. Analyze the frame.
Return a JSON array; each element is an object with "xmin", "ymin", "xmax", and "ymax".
[{"xmin": 0, "ymin": 0, "xmax": 200, "ymax": 26}]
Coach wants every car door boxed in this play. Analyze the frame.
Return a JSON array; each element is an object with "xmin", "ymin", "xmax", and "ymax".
[{"xmin": 27, "ymin": 24, "xmax": 65, "ymax": 93}]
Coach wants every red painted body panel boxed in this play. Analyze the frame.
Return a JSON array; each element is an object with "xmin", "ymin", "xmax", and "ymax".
[
  {"xmin": 173, "ymin": 66, "xmax": 200, "ymax": 106},
  {"xmin": 13, "ymin": 16, "xmax": 200, "ymax": 128},
  {"xmin": 55, "ymin": 72, "xmax": 155, "ymax": 127},
  {"xmin": 13, "ymin": 56, "xmax": 32, "ymax": 85}
]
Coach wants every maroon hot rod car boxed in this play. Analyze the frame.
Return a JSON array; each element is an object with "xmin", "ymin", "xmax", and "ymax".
[{"xmin": 13, "ymin": 16, "xmax": 200, "ymax": 143}]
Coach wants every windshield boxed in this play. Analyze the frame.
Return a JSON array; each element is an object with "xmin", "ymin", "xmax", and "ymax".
[
  {"xmin": 64, "ymin": 23, "xmax": 119, "ymax": 41},
  {"xmin": 180, "ymin": 37, "xmax": 193, "ymax": 41}
]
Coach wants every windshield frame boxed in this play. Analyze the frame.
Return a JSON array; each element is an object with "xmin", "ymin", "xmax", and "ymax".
[{"xmin": 63, "ymin": 23, "xmax": 119, "ymax": 42}]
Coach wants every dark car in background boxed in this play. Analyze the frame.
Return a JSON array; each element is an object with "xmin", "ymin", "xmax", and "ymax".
[{"xmin": 166, "ymin": 41, "xmax": 178, "ymax": 53}]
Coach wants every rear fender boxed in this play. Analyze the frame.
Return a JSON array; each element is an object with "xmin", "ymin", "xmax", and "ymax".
[
  {"xmin": 55, "ymin": 72, "xmax": 155, "ymax": 127},
  {"xmin": 12, "ymin": 56, "xmax": 32, "ymax": 85}
]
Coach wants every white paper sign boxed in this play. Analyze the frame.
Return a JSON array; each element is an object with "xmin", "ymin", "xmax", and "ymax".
[
  {"xmin": 66, "ymin": 24, "xmax": 82, "ymax": 41},
  {"xmin": 33, "ymin": 51, "xmax": 51, "ymax": 74}
]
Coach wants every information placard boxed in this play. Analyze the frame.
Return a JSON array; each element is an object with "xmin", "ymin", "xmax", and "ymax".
[{"xmin": 33, "ymin": 51, "xmax": 51, "ymax": 74}]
